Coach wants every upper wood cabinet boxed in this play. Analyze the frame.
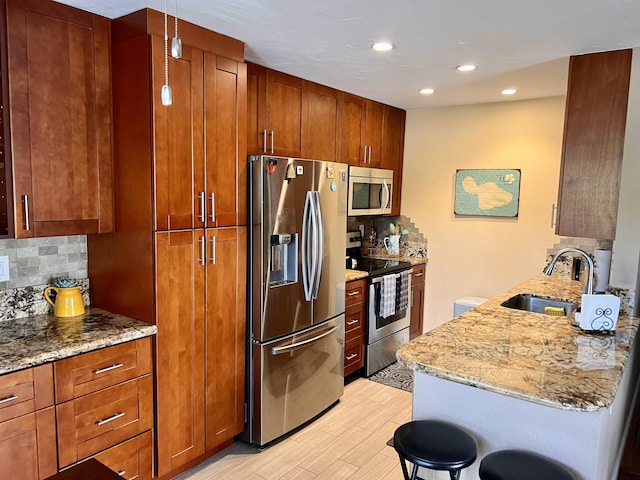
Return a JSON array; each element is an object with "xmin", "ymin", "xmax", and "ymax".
[
  {"xmin": 341, "ymin": 93, "xmax": 384, "ymax": 168},
  {"xmin": 556, "ymin": 49, "xmax": 632, "ymax": 240},
  {"xmin": 382, "ymin": 106, "xmax": 406, "ymax": 216},
  {"xmin": 247, "ymin": 63, "xmax": 307, "ymax": 157},
  {"xmin": 303, "ymin": 83, "xmax": 342, "ymax": 162},
  {"xmin": 2, "ymin": 0, "xmax": 113, "ymax": 238}
]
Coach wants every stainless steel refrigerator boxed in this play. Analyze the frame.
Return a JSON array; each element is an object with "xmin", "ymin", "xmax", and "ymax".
[{"xmin": 245, "ymin": 155, "xmax": 348, "ymax": 447}]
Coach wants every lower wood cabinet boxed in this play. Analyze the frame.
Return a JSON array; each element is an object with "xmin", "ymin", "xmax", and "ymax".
[
  {"xmin": 409, "ymin": 264, "xmax": 426, "ymax": 340},
  {"xmin": 92, "ymin": 430, "xmax": 153, "ymax": 480},
  {"xmin": 344, "ymin": 279, "xmax": 367, "ymax": 376},
  {"xmin": 0, "ymin": 364, "xmax": 56, "ymax": 480}
]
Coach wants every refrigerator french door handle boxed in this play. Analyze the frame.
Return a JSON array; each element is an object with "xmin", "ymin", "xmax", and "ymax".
[
  {"xmin": 271, "ymin": 324, "xmax": 339, "ymax": 355},
  {"xmin": 312, "ymin": 191, "xmax": 323, "ymax": 299},
  {"xmin": 308, "ymin": 192, "xmax": 319, "ymax": 301},
  {"xmin": 301, "ymin": 191, "xmax": 313, "ymax": 301}
]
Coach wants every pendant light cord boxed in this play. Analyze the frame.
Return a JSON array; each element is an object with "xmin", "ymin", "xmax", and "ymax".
[
  {"xmin": 164, "ymin": 0, "xmax": 169, "ymax": 87},
  {"xmin": 174, "ymin": 0, "xmax": 179, "ymax": 40}
]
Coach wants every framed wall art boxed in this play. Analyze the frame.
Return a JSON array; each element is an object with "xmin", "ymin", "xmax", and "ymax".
[{"xmin": 454, "ymin": 169, "xmax": 521, "ymax": 217}]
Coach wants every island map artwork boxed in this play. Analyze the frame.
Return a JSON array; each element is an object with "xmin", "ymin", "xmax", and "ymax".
[{"xmin": 454, "ymin": 169, "xmax": 521, "ymax": 217}]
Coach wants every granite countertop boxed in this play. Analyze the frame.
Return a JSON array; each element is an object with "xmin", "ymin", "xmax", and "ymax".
[
  {"xmin": 397, "ymin": 273, "xmax": 640, "ymax": 412},
  {"xmin": 0, "ymin": 308, "xmax": 157, "ymax": 375}
]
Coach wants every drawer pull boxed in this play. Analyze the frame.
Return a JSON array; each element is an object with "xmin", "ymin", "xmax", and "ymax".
[
  {"xmin": 97, "ymin": 412, "xmax": 125, "ymax": 426},
  {"xmin": 347, "ymin": 290, "xmax": 360, "ymax": 296},
  {"xmin": 346, "ymin": 353, "xmax": 358, "ymax": 361},
  {"xmin": 0, "ymin": 395, "xmax": 18, "ymax": 405},
  {"xmin": 414, "ymin": 272, "xmax": 423, "ymax": 277},
  {"xmin": 94, "ymin": 363, "xmax": 124, "ymax": 375},
  {"xmin": 118, "ymin": 471, "xmax": 126, "ymax": 477},
  {"xmin": 346, "ymin": 320, "xmax": 358, "ymax": 326}
]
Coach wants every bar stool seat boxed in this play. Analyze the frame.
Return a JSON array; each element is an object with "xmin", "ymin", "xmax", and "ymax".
[
  {"xmin": 479, "ymin": 449, "xmax": 574, "ymax": 480},
  {"xmin": 45, "ymin": 458, "xmax": 123, "ymax": 480},
  {"xmin": 393, "ymin": 420, "xmax": 477, "ymax": 480}
]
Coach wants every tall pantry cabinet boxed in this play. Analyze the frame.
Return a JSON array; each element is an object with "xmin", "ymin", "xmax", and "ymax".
[{"xmin": 87, "ymin": 10, "xmax": 247, "ymax": 479}]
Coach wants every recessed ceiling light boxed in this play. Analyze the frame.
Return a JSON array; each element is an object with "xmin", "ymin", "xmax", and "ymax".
[
  {"xmin": 501, "ymin": 88, "xmax": 517, "ymax": 95},
  {"xmin": 371, "ymin": 41, "xmax": 394, "ymax": 52},
  {"xmin": 419, "ymin": 88, "xmax": 435, "ymax": 95},
  {"xmin": 456, "ymin": 64, "xmax": 476, "ymax": 72}
]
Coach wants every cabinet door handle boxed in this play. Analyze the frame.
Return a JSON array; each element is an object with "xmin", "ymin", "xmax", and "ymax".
[
  {"xmin": 209, "ymin": 192, "xmax": 216, "ymax": 223},
  {"xmin": 346, "ymin": 319, "xmax": 358, "ymax": 326},
  {"xmin": 262, "ymin": 129, "xmax": 267, "ymax": 153},
  {"xmin": 198, "ymin": 236, "xmax": 206, "ymax": 266},
  {"xmin": 0, "ymin": 395, "xmax": 18, "ymax": 405},
  {"xmin": 270, "ymin": 130, "xmax": 275, "ymax": 154},
  {"xmin": 368, "ymin": 145, "xmax": 372, "ymax": 164},
  {"xmin": 414, "ymin": 272, "xmax": 423, "ymax": 277},
  {"xmin": 94, "ymin": 363, "xmax": 124, "ymax": 375},
  {"xmin": 96, "ymin": 412, "xmax": 125, "ymax": 426},
  {"xmin": 198, "ymin": 192, "xmax": 206, "ymax": 222},
  {"xmin": 22, "ymin": 195, "xmax": 30, "ymax": 231},
  {"xmin": 210, "ymin": 236, "xmax": 217, "ymax": 265},
  {"xmin": 363, "ymin": 145, "xmax": 367, "ymax": 163},
  {"xmin": 346, "ymin": 353, "xmax": 358, "ymax": 361},
  {"xmin": 347, "ymin": 290, "xmax": 360, "ymax": 296},
  {"xmin": 117, "ymin": 471, "xmax": 126, "ymax": 477}
]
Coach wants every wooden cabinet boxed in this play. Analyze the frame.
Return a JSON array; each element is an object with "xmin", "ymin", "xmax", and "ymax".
[
  {"xmin": 344, "ymin": 279, "xmax": 367, "ymax": 376},
  {"xmin": 92, "ymin": 431, "xmax": 152, "ymax": 480},
  {"xmin": 247, "ymin": 63, "xmax": 307, "ymax": 157},
  {"xmin": 54, "ymin": 338, "xmax": 153, "ymax": 472},
  {"xmin": 409, "ymin": 264, "xmax": 426, "ymax": 340},
  {"xmin": 556, "ymin": 49, "xmax": 632, "ymax": 240},
  {"xmin": 2, "ymin": 0, "xmax": 113, "ymax": 238},
  {"xmin": 341, "ymin": 94, "xmax": 384, "ymax": 168},
  {"xmin": 382, "ymin": 106, "xmax": 406, "ymax": 216},
  {"xmin": 0, "ymin": 365, "xmax": 56, "ymax": 480},
  {"xmin": 303, "ymin": 83, "xmax": 342, "ymax": 162},
  {"xmin": 154, "ymin": 227, "xmax": 246, "ymax": 474}
]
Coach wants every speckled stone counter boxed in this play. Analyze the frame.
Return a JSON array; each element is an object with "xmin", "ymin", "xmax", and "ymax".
[
  {"xmin": 368, "ymin": 254, "xmax": 428, "ymax": 266},
  {"xmin": 346, "ymin": 270, "xmax": 368, "ymax": 282},
  {"xmin": 398, "ymin": 273, "xmax": 640, "ymax": 412},
  {"xmin": 0, "ymin": 308, "xmax": 157, "ymax": 375}
]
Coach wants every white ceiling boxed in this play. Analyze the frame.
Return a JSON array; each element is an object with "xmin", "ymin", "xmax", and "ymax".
[{"xmin": 56, "ymin": 0, "xmax": 640, "ymax": 110}]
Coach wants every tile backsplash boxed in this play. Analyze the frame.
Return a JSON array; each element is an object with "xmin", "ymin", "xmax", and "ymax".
[{"xmin": 0, "ymin": 235, "xmax": 87, "ymax": 289}]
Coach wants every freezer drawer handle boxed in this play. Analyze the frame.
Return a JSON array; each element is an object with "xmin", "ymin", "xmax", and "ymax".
[{"xmin": 271, "ymin": 324, "xmax": 339, "ymax": 355}]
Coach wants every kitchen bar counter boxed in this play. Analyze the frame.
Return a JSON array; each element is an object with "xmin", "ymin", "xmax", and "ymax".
[
  {"xmin": 0, "ymin": 308, "xmax": 156, "ymax": 375},
  {"xmin": 398, "ymin": 273, "xmax": 639, "ymax": 411}
]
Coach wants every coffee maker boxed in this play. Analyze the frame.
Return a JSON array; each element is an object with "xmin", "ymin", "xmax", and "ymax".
[{"xmin": 345, "ymin": 231, "xmax": 362, "ymax": 269}]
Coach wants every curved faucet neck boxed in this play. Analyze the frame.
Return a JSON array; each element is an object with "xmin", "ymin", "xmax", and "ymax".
[{"xmin": 543, "ymin": 247, "xmax": 594, "ymax": 295}]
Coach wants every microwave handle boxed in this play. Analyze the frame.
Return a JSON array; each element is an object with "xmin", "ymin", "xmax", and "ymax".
[{"xmin": 380, "ymin": 180, "xmax": 391, "ymax": 213}]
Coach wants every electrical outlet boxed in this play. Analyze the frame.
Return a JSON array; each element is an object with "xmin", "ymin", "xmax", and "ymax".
[{"xmin": 0, "ymin": 256, "xmax": 9, "ymax": 282}]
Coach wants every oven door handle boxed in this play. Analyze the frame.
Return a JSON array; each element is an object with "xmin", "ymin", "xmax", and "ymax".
[
  {"xmin": 271, "ymin": 324, "xmax": 339, "ymax": 355},
  {"xmin": 370, "ymin": 268, "xmax": 414, "ymax": 284}
]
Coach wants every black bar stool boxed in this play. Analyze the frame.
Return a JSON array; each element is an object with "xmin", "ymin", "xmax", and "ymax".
[
  {"xmin": 393, "ymin": 420, "xmax": 477, "ymax": 480},
  {"xmin": 479, "ymin": 449, "xmax": 574, "ymax": 480}
]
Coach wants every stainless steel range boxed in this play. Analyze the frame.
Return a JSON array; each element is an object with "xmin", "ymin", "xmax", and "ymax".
[{"xmin": 346, "ymin": 232, "xmax": 413, "ymax": 376}]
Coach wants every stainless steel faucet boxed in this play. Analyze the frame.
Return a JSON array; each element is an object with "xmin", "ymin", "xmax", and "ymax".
[{"xmin": 543, "ymin": 247, "xmax": 594, "ymax": 295}]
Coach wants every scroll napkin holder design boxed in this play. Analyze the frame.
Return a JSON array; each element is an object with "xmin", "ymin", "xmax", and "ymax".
[{"xmin": 576, "ymin": 294, "xmax": 620, "ymax": 332}]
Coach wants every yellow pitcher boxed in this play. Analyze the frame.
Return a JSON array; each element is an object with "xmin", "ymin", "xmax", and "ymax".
[{"xmin": 44, "ymin": 286, "xmax": 85, "ymax": 317}]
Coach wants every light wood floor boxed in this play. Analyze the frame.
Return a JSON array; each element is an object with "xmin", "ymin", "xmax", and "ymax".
[{"xmin": 175, "ymin": 378, "xmax": 412, "ymax": 480}]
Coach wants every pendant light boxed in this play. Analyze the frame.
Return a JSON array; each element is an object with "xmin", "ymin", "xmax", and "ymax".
[
  {"xmin": 171, "ymin": 0, "xmax": 182, "ymax": 59},
  {"xmin": 161, "ymin": 0, "xmax": 172, "ymax": 106}
]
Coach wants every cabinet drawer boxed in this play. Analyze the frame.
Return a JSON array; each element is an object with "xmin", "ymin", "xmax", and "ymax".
[
  {"xmin": 344, "ymin": 302, "xmax": 365, "ymax": 340},
  {"xmin": 57, "ymin": 375, "xmax": 153, "ymax": 468},
  {"xmin": 345, "ymin": 279, "xmax": 366, "ymax": 306},
  {"xmin": 55, "ymin": 338, "xmax": 152, "ymax": 403},
  {"xmin": 91, "ymin": 431, "xmax": 152, "ymax": 480},
  {"xmin": 344, "ymin": 337, "xmax": 364, "ymax": 376},
  {"xmin": 411, "ymin": 264, "xmax": 426, "ymax": 285},
  {"xmin": 0, "ymin": 365, "xmax": 53, "ymax": 423}
]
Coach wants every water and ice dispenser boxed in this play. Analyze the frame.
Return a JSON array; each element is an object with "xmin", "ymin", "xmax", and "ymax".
[{"xmin": 270, "ymin": 233, "xmax": 298, "ymax": 286}]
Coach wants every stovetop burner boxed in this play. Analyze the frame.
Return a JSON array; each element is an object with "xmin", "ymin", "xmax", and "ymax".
[{"xmin": 350, "ymin": 257, "xmax": 412, "ymax": 277}]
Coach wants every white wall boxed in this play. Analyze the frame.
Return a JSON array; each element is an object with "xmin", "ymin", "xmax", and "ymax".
[{"xmin": 402, "ymin": 97, "xmax": 565, "ymax": 330}]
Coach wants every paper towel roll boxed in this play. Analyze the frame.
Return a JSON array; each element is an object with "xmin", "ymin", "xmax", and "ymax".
[{"xmin": 594, "ymin": 249, "xmax": 612, "ymax": 293}]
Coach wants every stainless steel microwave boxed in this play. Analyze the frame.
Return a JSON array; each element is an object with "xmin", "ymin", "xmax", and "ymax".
[{"xmin": 347, "ymin": 166, "xmax": 393, "ymax": 216}]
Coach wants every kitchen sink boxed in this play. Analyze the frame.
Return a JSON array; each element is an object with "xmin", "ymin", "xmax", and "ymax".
[{"xmin": 501, "ymin": 294, "xmax": 578, "ymax": 316}]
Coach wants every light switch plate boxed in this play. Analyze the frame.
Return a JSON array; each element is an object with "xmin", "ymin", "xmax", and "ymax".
[{"xmin": 0, "ymin": 256, "xmax": 9, "ymax": 282}]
